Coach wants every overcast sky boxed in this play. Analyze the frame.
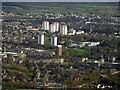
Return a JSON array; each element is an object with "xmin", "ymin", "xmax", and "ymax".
[{"xmin": 1, "ymin": 0, "xmax": 119, "ymax": 2}]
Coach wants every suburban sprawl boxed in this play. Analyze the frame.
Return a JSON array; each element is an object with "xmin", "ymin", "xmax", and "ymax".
[{"xmin": 1, "ymin": 2, "xmax": 120, "ymax": 89}]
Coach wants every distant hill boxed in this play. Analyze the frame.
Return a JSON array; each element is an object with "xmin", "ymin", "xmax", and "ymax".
[{"xmin": 2, "ymin": 2, "xmax": 118, "ymax": 14}]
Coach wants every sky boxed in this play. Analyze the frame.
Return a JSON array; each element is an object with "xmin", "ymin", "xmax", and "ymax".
[{"xmin": 1, "ymin": 0, "xmax": 119, "ymax": 2}]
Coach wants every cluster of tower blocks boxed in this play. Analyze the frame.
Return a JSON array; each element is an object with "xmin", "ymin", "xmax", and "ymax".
[
  {"xmin": 38, "ymin": 34, "xmax": 57, "ymax": 46},
  {"xmin": 38, "ymin": 21, "xmax": 68, "ymax": 46},
  {"xmin": 38, "ymin": 33, "xmax": 62, "ymax": 57},
  {"xmin": 42, "ymin": 21, "xmax": 68, "ymax": 35}
]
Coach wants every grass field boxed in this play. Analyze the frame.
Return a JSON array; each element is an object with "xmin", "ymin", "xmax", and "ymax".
[
  {"xmin": 27, "ymin": 9, "xmax": 67, "ymax": 13},
  {"xmin": 62, "ymin": 62, "xmax": 73, "ymax": 65},
  {"xmin": 72, "ymin": 47, "xmax": 89, "ymax": 53},
  {"xmin": 45, "ymin": 40, "xmax": 51, "ymax": 44},
  {"xmin": 3, "ymin": 2, "xmax": 118, "ymax": 14},
  {"xmin": 27, "ymin": 9, "xmax": 51, "ymax": 13},
  {"xmin": 97, "ymin": 10, "xmax": 117, "ymax": 13}
]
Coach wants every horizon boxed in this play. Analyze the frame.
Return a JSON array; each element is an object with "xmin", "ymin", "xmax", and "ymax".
[{"xmin": 1, "ymin": 0, "xmax": 120, "ymax": 2}]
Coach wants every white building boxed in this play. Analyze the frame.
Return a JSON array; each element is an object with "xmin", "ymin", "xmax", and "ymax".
[
  {"xmin": 49, "ymin": 24, "xmax": 55, "ymax": 32},
  {"xmin": 60, "ymin": 25, "xmax": 64, "ymax": 35},
  {"xmin": 38, "ymin": 33, "xmax": 44, "ymax": 45},
  {"xmin": 42, "ymin": 21, "xmax": 49, "ymax": 30},
  {"xmin": 60, "ymin": 25, "xmax": 68, "ymax": 35},
  {"xmin": 88, "ymin": 42, "xmax": 100, "ymax": 47},
  {"xmin": 76, "ymin": 30, "xmax": 84, "ymax": 35},
  {"xmin": 51, "ymin": 35, "xmax": 57, "ymax": 46},
  {"xmin": 68, "ymin": 30, "xmax": 76, "ymax": 35},
  {"xmin": 64, "ymin": 25, "xmax": 68, "ymax": 35},
  {"xmin": 53, "ymin": 22, "xmax": 59, "ymax": 32}
]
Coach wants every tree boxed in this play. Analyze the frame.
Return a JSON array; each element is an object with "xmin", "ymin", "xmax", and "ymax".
[{"xmin": 89, "ymin": 70, "xmax": 100, "ymax": 84}]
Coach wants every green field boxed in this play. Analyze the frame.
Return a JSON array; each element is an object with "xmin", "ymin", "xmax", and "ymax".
[
  {"xmin": 62, "ymin": 62, "xmax": 73, "ymax": 65},
  {"xmin": 27, "ymin": 9, "xmax": 52, "ymax": 13},
  {"xmin": 27, "ymin": 9, "xmax": 67, "ymax": 13},
  {"xmin": 97, "ymin": 10, "xmax": 117, "ymax": 13},
  {"xmin": 45, "ymin": 40, "xmax": 51, "ymax": 44},
  {"xmin": 3, "ymin": 2, "xmax": 118, "ymax": 14},
  {"xmin": 72, "ymin": 47, "xmax": 89, "ymax": 53}
]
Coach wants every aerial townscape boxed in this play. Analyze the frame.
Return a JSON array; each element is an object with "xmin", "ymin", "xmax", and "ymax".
[{"xmin": 1, "ymin": 2, "xmax": 120, "ymax": 89}]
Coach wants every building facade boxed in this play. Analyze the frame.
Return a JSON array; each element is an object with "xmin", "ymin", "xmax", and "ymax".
[
  {"xmin": 55, "ymin": 45, "xmax": 62, "ymax": 57},
  {"xmin": 38, "ymin": 33, "xmax": 44, "ymax": 45},
  {"xmin": 49, "ymin": 24, "xmax": 55, "ymax": 32},
  {"xmin": 60, "ymin": 25, "xmax": 68, "ymax": 35},
  {"xmin": 51, "ymin": 35, "xmax": 57, "ymax": 46},
  {"xmin": 42, "ymin": 21, "xmax": 49, "ymax": 30},
  {"xmin": 53, "ymin": 22, "xmax": 59, "ymax": 32}
]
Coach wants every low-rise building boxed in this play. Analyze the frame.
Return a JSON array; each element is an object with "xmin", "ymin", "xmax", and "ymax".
[{"xmin": 76, "ymin": 30, "xmax": 84, "ymax": 35}]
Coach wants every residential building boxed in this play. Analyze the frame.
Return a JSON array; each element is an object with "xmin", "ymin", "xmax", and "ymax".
[
  {"xmin": 51, "ymin": 35, "xmax": 57, "ymax": 46},
  {"xmin": 42, "ymin": 21, "xmax": 49, "ymax": 30},
  {"xmin": 60, "ymin": 25, "xmax": 68, "ymax": 35},
  {"xmin": 55, "ymin": 45, "xmax": 62, "ymax": 57},
  {"xmin": 53, "ymin": 22, "xmax": 59, "ymax": 32},
  {"xmin": 38, "ymin": 33, "xmax": 44, "ymax": 45},
  {"xmin": 49, "ymin": 24, "xmax": 55, "ymax": 32}
]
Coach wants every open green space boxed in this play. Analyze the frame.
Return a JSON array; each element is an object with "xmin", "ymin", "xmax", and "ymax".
[
  {"xmin": 62, "ymin": 62, "xmax": 73, "ymax": 65},
  {"xmin": 9, "ymin": 6, "xmax": 21, "ymax": 9},
  {"xmin": 27, "ymin": 9, "xmax": 52, "ymax": 13},
  {"xmin": 3, "ymin": 2, "xmax": 118, "ymax": 13},
  {"xmin": 72, "ymin": 47, "xmax": 89, "ymax": 53},
  {"xmin": 97, "ymin": 10, "xmax": 117, "ymax": 13},
  {"xmin": 45, "ymin": 40, "xmax": 51, "ymax": 44}
]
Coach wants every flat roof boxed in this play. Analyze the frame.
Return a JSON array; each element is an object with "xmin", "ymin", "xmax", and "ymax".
[{"xmin": 3, "ymin": 52, "xmax": 18, "ymax": 55}]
